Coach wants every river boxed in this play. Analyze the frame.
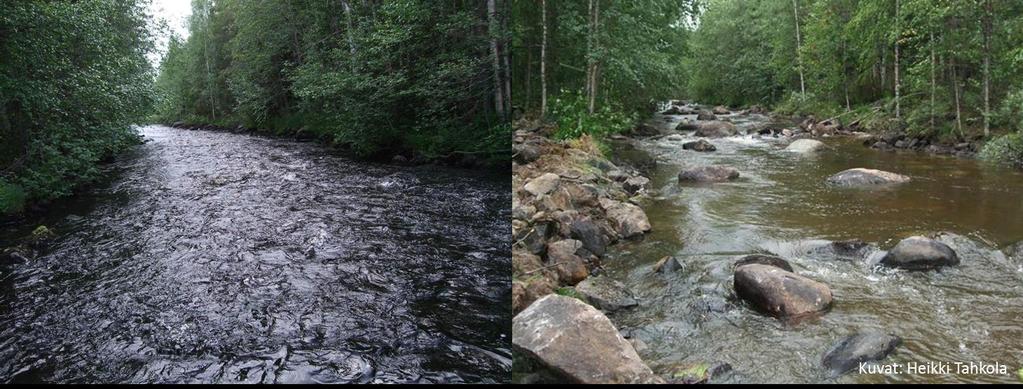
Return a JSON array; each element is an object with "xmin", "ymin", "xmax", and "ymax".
[
  {"xmin": 605, "ymin": 109, "xmax": 1023, "ymax": 383},
  {"xmin": 0, "ymin": 125, "xmax": 511, "ymax": 383}
]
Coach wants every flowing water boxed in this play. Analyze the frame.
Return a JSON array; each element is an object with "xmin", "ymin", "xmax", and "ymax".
[
  {"xmin": 605, "ymin": 110, "xmax": 1023, "ymax": 383},
  {"xmin": 0, "ymin": 125, "xmax": 511, "ymax": 383}
]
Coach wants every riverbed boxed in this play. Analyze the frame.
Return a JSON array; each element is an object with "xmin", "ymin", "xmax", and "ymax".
[
  {"xmin": 0, "ymin": 125, "xmax": 511, "ymax": 383},
  {"xmin": 605, "ymin": 110, "xmax": 1023, "ymax": 383}
]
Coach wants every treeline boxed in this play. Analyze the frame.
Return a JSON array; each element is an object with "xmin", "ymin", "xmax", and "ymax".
[
  {"xmin": 512, "ymin": 0, "xmax": 1023, "ymax": 164},
  {"xmin": 155, "ymin": 0, "xmax": 512, "ymax": 162},
  {"xmin": 511, "ymin": 0, "xmax": 697, "ymax": 139},
  {"xmin": 689, "ymin": 0, "xmax": 1023, "ymax": 140},
  {"xmin": 0, "ymin": 1, "xmax": 154, "ymax": 214}
]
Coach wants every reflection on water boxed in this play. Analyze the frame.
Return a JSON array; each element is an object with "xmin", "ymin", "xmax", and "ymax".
[
  {"xmin": 0, "ymin": 126, "xmax": 511, "ymax": 383},
  {"xmin": 606, "ymin": 112, "xmax": 1023, "ymax": 383}
]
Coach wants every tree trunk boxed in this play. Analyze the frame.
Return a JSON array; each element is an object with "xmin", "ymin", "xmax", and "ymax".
[
  {"xmin": 982, "ymin": 0, "xmax": 992, "ymax": 137},
  {"xmin": 952, "ymin": 57, "xmax": 963, "ymax": 135},
  {"xmin": 894, "ymin": 0, "xmax": 901, "ymax": 120},
  {"xmin": 342, "ymin": 0, "xmax": 358, "ymax": 74},
  {"xmin": 487, "ymin": 0, "xmax": 506, "ymax": 120},
  {"xmin": 501, "ymin": 0, "xmax": 512, "ymax": 117},
  {"xmin": 588, "ymin": 0, "xmax": 600, "ymax": 114},
  {"xmin": 792, "ymin": 0, "xmax": 806, "ymax": 96},
  {"xmin": 930, "ymin": 31, "xmax": 936, "ymax": 133},
  {"xmin": 540, "ymin": 0, "xmax": 548, "ymax": 117}
]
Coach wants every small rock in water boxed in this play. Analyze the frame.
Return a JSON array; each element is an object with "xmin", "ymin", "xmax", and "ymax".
[
  {"xmin": 692, "ymin": 121, "xmax": 738, "ymax": 138},
  {"xmin": 734, "ymin": 254, "xmax": 793, "ymax": 272},
  {"xmin": 682, "ymin": 139, "xmax": 716, "ymax": 152},
  {"xmin": 785, "ymin": 139, "xmax": 825, "ymax": 153},
  {"xmin": 734, "ymin": 264, "xmax": 832, "ymax": 318},
  {"xmin": 574, "ymin": 276, "xmax": 639, "ymax": 313},
  {"xmin": 822, "ymin": 331, "xmax": 902, "ymax": 377},
  {"xmin": 826, "ymin": 168, "xmax": 910, "ymax": 187},
  {"xmin": 678, "ymin": 166, "xmax": 740, "ymax": 183},
  {"xmin": 696, "ymin": 110, "xmax": 717, "ymax": 121},
  {"xmin": 666, "ymin": 361, "xmax": 732, "ymax": 384},
  {"xmin": 879, "ymin": 236, "xmax": 959, "ymax": 270},
  {"xmin": 653, "ymin": 256, "xmax": 684, "ymax": 273},
  {"xmin": 712, "ymin": 105, "xmax": 730, "ymax": 115},
  {"xmin": 512, "ymin": 295, "xmax": 663, "ymax": 384}
]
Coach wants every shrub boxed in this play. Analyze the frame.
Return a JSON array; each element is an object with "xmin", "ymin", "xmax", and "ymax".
[
  {"xmin": 774, "ymin": 91, "xmax": 841, "ymax": 118},
  {"xmin": 0, "ymin": 179, "xmax": 26, "ymax": 215},
  {"xmin": 979, "ymin": 132, "xmax": 1023, "ymax": 167},
  {"xmin": 548, "ymin": 89, "xmax": 636, "ymax": 140}
]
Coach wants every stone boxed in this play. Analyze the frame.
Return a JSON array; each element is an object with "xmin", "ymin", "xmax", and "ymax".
[
  {"xmin": 734, "ymin": 254, "xmax": 793, "ymax": 272},
  {"xmin": 682, "ymin": 139, "xmax": 716, "ymax": 152},
  {"xmin": 575, "ymin": 276, "xmax": 639, "ymax": 312},
  {"xmin": 677, "ymin": 166, "xmax": 740, "ymax": 183},
  {"xmin": 600, "ymin": 199, "xmax": 651, "ymax": 239},
  {"xmin": 822, "ymin": 331, "xmax": 902, "ymax": 377},
  {"xmin": 547, "ymin": 239, "xmax": 590, "ymax": 285},
  {"xmin": 785, "ymin": 139, "xmax": 826, "ymax": 153},
  {"xmin": 653, "ymin": 256, "xmax": 684, "ymax": 273},
  {"xmin": 879, "ymin": 236, "xmax": 959, "ymax": 270},
  {"xmin": 514, "ymin": 143, "xmax": 541, "ymax": 164},
  {"xmin": 570, "ymin": 218, "xmax": 610, "ymax": 257},
  {"xmin": 826, "ymin": 168, "xmax": 910, "ymax": 186},
  {"xmin": 733, "ymin": 264, "xmax": 833, "ymax": 318},
  {"xmin": 524, "ymin": 173, "xmax": 561, "ymax": 196},
  {"xmin": 692, "ymin": 121, "xmax": 738, "ymax": 138},
  {"xmin": 623, "ymin": 176, "xmax": 650, "ymax": 195},
  {"xmin": 512, "ymin": 295, "xmax": 663, "ymax": 384},
  {"xmin": 696, "ymin": 110, "xmax": 717, "ymax": 121},
  {"xmin": 712, "ymin": 105, "xmax": 730, "ymax": 115}
]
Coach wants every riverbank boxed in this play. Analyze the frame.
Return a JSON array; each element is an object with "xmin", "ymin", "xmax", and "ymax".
[{"xmin": 513, "ymin": 102, "xmax": 1023, "ymax": 384}]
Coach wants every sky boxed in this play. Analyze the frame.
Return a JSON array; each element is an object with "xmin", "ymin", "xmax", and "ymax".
[{"xmin": 147, "ymin": 0, "xmax": 192, "ymax": 66}]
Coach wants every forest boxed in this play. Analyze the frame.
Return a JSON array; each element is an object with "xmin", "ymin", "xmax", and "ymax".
[
  {"xmin": 153, "ymin": 0, "xmax": 511, "ymax": 162},
  {"xmin": 0, "ymin": 0, "xmax": 512, "ymax": 215},
  {"xmin": 511, "ymin": 0, "xmax": 1023, "ymax": 164}
]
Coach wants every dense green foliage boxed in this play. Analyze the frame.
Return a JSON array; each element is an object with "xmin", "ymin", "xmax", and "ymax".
[
  {"xmin": 688, "ymin": 0, "xmax": 1023, "ymax": 142},
  {"xmin": 512, "ymin": 0, "xmax": 696, "ymax": 136},
  {"xmin": 0, "ymin": 1, "xmax": 155, "ymax": 214},
  {"xmin": 154, "ymin": 0, "xmax": 511, "ymax": 161}
]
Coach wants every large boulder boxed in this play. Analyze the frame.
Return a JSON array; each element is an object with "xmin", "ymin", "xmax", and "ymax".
[
  {"xmin": 600, "ymin": 199, "xmax": 651, "ymax": 239},
  {"xmin": 879, "ymin": 236, "xmax": 959, "ymax": 270},
  {"xmin": 733, "ymin": 264, "xmax": 833, "ymax": 318},
  {"xmin": 822, "ymin": 331, "xmax": 902, "ymax": 377},
  {"xmin": 826, "ymin": 168, "xmax": 910, "ymax": 187},
  {"xmin": 693, "ymin": 121, "xmax": 738, "ymax": 138},
  {"xmin": 513, "ymin": 295, "xmax": 663, "ymax": 384},
  {"xmin": 678, "ymin": 166, "xmax": 740, "ymax": 183},
  {"xmin": 547, "ymin": 239, "xmax": 590, "ymax": 285},
  {"xmin": 734, "ymin": 254, "xmax": 793, "ymax": 272},
  {"xmin": 575, "ymin": 276, "xmax": 639, "ymax": 312},
  {"xmin": 785, "ymin": 139, "xmax": 825, "ymax": 153},
  {"xmin": 524, "ymin": 173, "xmax": 561, "ymax": 196},
  {"xmin": 682, "ymin": 139, "xmax": 717, "ymax": 152}
]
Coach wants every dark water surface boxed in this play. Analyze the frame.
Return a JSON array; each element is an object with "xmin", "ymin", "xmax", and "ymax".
[
  {"xmin": 606, "ymin": 111, "xmax": 1023, "ymax": 383},
  {"xmin": 0, "ymin": 125, "xmax": 511, "ymax": 383}
]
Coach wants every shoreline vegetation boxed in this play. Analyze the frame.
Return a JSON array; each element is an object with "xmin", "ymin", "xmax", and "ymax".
[{"xmin": 1, "ymin": 0, "xmax": 513, "ymax": 217}]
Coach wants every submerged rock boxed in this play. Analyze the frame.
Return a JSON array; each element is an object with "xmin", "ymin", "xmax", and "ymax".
[
  {"xmin": 678, "ymin": 166, "xmax": 740, "ymax": 183},
  {"xmin": 513, "ymin": 295, "xmax": 663, "ymax": 384},
  {"xmin": 575, "ymin": 276, "xmax": 639, "ymax": 312},
  {"xmin": 734, "ymin": 254, "xmax": 793, "ymax": 272},
  {"xmin": 682, "ymin": 139, "xmax": 717, "ymax": 152},
  {"xmin": 733, "ymin": 264, "xmax": 833, "ymax": 318},
  {"xmin": 822, "ymin": 331, "xmax": 902, "ymax": 377},
  {"xmin": 666, "ymin": 361, "xmax": 733, "ymax": 384},
  {"xmin": 785, "ymin": 139, "xmax": 826, "ymax": 153},
  {"xmin": 879, "ymin": 236, "xmax": 959, "ymax": 270},
  {"xmin": 826, "ymin": 168, "xmax": 910, "ymax": 187}
]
